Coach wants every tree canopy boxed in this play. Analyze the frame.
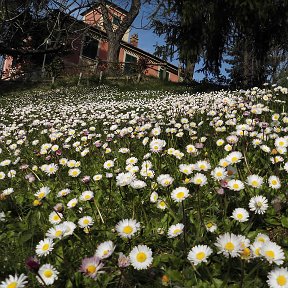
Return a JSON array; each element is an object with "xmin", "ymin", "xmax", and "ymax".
[{"xmin": 153, "ymin": 0, "xmax": 288, "ymax": 86}]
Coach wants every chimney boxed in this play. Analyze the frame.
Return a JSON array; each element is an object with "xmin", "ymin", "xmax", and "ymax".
[{"xmin": 130, "ymin": 34, "xmax": 138, "ymax": 47}]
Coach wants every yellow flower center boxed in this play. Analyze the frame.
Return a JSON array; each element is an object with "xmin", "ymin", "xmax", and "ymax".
[
  {"xmin": 7, "ymin": 282, "xmax": 17, "ymax": 288},
  {"xmin": 206, "ymin": 223, "xmax": 213, "ymax": 228},
  {"xmin": 42, "ymin": 243, "xmax": 50, "ymax": 251},
  {"xmin": 55, "ymin": 230, "xmax": 62, "ymax": 237},
  {"xmin": 251, "ymin": 180, "xmax": 258, "ymax": 187},
  {"xmin": 123, "ymin": 226, "xmax": 133, "ymax": 234},
  {"xmin": 83, "ymin": 219, "xmax": 90, "ymax": 225},
  {"xmin": 231, "ymin": 157, "xmax": 238, "ymax": 162},
  {"xmin": 196, "ymin": 252, "xmax": 206, "ymax": 260},
  {"xmin": 38, "ymin": 192, "xmax": 45, "ymax": 199},
  {"xmin": 53, "ymin": 215, "xmax": 60, "ymax": 221},
  {"xmin": 136, "ymin": 252, "xmax": 147, "ymax": 263},
  {"xmin": 176, "ymin": 192, "xmax": 185, "ymax": 199},
  {"xmin": 72, "ymin": 171, "xmax": 78, "ymax": 176},
  {"xmin": 258, "ymin": 237, "xmax": 265, "ymax": 243},
  {"xmin": 277, "ymin": 275, "xmax": 287, "ymax": 286},
  {"xmin": 199, "ymin": 164, "xmax": 205, "ymax": 169},
  {"xmin": 256, "ymin": 202, "xmax": 263, "ymax": 208},
  {"xmin": 86, "ymin": 265, "xmax": 96, "ymax": 274},
  {"xmin": 255, "ymin": 248, "xmax": 260, "ymax": 256},
  {"xmin": 241, "ymin": 248, "xmax": 251, "ymax": 257},
  {"xmin": 237, "ymin": 214, "xmax": 243, "ymax": 219},
  {"xmin": 173, "ymin": 228, "xmax": 182, "ymax": 234},
  {"xmin": 225, "ymin": 242, "xmax": 235, "ymax": 251},
  {"xmin": 279, "ymin": 141, "xmax": 284, "ymax": 146},
  {"xmin": 195, "ymin": 178, "xmax": 202, "ymax": 184},
  {"xmin": 103, "ymin": 250, "xmax": 109, "ymax": 255},
  {"xmin": 216, "ymin": 172, "xmax": 223, "ymax": 177},
  {"xmin": 271, "ymin": 180, "xmax": 278, "ymax": 185},
  {"xmin": 164, "ymin": 180, "xmax": 170, "ymax": 185},
  {"xmin": 84, "ymin": 194, "xmax": 91, "ymax": 200},
  {"xmin": 33, "ymin": 199, "xmax": 41, "ymax": 206},
  {"xmin": 153, "ymin": 145, "xmax": 159, "ymax": 150},
  {"xmin": 43, "ymin": 270, "xmax": 53, "ymax": 278},
  {"xmin": 265, "ymin": 250, "xmax": 275, "ymax": 259}
]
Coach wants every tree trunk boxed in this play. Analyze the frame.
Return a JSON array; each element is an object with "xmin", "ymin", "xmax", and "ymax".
[{"xmin": 107, "ymin": 37, "xmax": 121, "ymax": 75}]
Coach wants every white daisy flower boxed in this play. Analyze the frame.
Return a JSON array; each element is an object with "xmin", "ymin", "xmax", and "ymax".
[
  {"xmin": 268, "ymin": 176, "xmax": 281, "ymax": 189},
  {"xmin": 187, "ymin": 245, "xmax": 213, "ymax": 265},
  {"xmin": 249, "ymin": 195, "xmax": 269, "ymax": 214},
  {"xmin": 78, "ymin": 216, "xmax": 94, "ymax": 228},
  {"xmin": 48, "ymin": 211, "xmax": 63, "ymax": 225},
  {"xmin": 211, "ymin": 167, "xmax": 227, "ymax": 180},
  {"xmin": 95, "ymin": 241, "xmax": 115, "ymax": 259},
  {"xmin": 150, "ymin": 192, "xmax": 158, "ymax": 203},
  {"xmin": 171, "ymin": 187, "xmax": 189, "ymax": 203},
  {"xmin": 250, "ymin": 241, "xmax": 264, "ymax": 258},
  {"xmin": 231, "ymin": 208, "xmax": 249, "ymax": 222},
  {"xmin": 46, "ymin": 224, "xmax": 67, "ymax": 239},
  {"xmin": 62, "ymin": 221, "xmax": 76, "ymax": 236},
  {"xmin": 167, "ymin": 223, "xmax": 184, "ymax": 238},
  {"xmin": 129, "ymin": 245, "xmax": 153, "ymax": 270},
  {"xmin": 255, "ymin": 233, "xmax": 270, "ymax": 244},
  {"xmin": 37, "ymin": 264, "xmax": 59, "ymax": 285},
  {"xmin": 246, "ymin": 175, "xmax": 263, "ymax": 188},
  {"xmin": 93, "ymin": 174, "xmax": 103, "ymax": 181},
  {"xmin": 35, "ymin": 238, "xmax": 54, "ymax": 257},
  {"xmin": 115, "ymin": 219, "xmax": 140, "ymax": 239},
  {"xmin": 205, "ymin": 222, "xmax": 217, "ymax": 232},
  {"xmin": 130, "ymin": 180, "xmax": 147, "ymax": 189},
  {"xmin": 192, "ymin": 173, "xmax": 207, "ymax": 186},
  {"xmin": 267, "ymin": 267, "xmax": 288, "ymax": 288},
  {"xmin": 79, "ymin": 190, "xmax": 94, "ymax": 201},
  {"xmin": 0, "ymin": 273, "xmax": 28, "ymax": 288},
  {"xmin": 227, "ymin": 179, "xmax": 244, "ymax": 191},
  {"xmin": 68, "ymin": 168, "xmax": 81, "ymax": 177},
  {"xmin": 34, "ymin": 186, "xmax": 50, "ymax": 200},
  {"xmin": 215, "ymin": 233, "xmax": 243, "ymax": 258},
  {"xmin": 157, "ymin": 174, "xmax": 174, "ymax": 187},
  {"xmin": 195, "ymin": 160, "xmax": 211, "ymax": 171},
  {"xmin": 261, "ymin": 241, "xmax": 285, "ymax": 265},
  {"xmin": 67, "ymin": 198, "xmax": 78, "ymax": 209},
  {"xmin": 157, "ymin": 199, "xmax": 167, "ymax": 210},
  {"xmin": 226, "ymin": 151, "xmax": 243, "ymax": 164},
  {"xmin": 57, "ymin": 188, "xmax": 71, "ymax": 197}
]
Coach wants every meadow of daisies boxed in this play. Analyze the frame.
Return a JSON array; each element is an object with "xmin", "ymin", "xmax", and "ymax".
[{"xmin": 1, "ymin": 84, "xmax": 288, "ymax": 288}]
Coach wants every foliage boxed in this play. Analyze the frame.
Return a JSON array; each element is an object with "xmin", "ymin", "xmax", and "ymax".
[{"xmin": 152, "ymin": 0, "xmax": 288, "ymax": 86}]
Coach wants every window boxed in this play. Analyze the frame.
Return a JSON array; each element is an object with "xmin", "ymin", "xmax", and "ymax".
[
  {"xmin": 124, "ymin": 53, "xmax": 137, "ymax": 74},
  {"xmin": 159, "ymin": 67, "xmax": 169, "ymax": 81},
  {"xmin": 112, "ymin": 16, "xmax": 121, "ymax": 26},
  {"xmin": 82, "ymin": 36, "xmax": 99, "ymax": 60}
]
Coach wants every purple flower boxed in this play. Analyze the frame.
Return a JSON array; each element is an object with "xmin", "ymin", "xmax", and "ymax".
[
  {"xmin": 79, "ymin": 256, "xmax": 104, "ymax": 279},
  {"xmin": 118, "ymin": 252, "xmax": 130, "ymax": 268},
  {"xmin": 25, "ymin": 256, "xmax": 40, "ymax": 272},
  {"xmin": 195, "ymin": 143, "xmax": 204, "ymax": 149},
  {"xmin": 82, "ymin": 176, "xmax": 91, "ymax": 184}
]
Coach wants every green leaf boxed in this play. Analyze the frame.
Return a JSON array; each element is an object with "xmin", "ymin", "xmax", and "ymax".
[{"xmin": 281, "ymin": 216, "xmax": 288, "ymax": 228}]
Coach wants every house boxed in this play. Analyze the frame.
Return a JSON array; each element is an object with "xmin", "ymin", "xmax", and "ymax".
[{"xmin": 1, "ymin": 1, "xmax": 181, "ymax": 82}]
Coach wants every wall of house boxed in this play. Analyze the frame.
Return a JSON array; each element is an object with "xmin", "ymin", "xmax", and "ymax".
[
  {"xmin": 2, "ymin": 56, "xmax": 13, "ymax": 79},
  {"xmin": 64, "ymin": 36, "xmax": 83, "ymax": 66},
  {"xmin": 169, "ymin": 71, "xmax": 179, "ymax": 82},
  {"xmin": 84, "ymin": 6, "xmax": 130, "ymax": 42}
]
